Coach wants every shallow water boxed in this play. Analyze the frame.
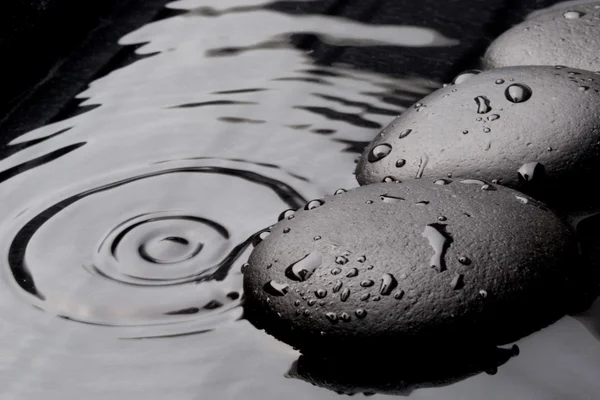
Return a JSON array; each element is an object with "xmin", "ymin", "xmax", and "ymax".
[{"xmin": 1, "ymin": 0, "xmax": 600, "ymax": 398}]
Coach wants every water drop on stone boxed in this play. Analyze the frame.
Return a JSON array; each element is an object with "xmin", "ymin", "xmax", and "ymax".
[
  {"xmin": 438, "ymin": 216, "xmax": 447, "ymax": 221},
  {"xmin": 579, "ymin": 86, "xmax": 590, "ymax": 92},
  {"xmin": 368, "ymin": 144, "xmax": 392, "ymax": 162},
  {"xmin": 434, "ymin": 179, "xmax": 451, "ymax": 185},
  {"xmin": 380, "ymin": 194, "xmax": 405, "ymax": 203},
  {"xmin": 481, "ymin": 184, "xmax": 496, "ymax": 191},
  {"xmin": 487, "ymin": 114, "xmax": 499, "ymax": 121},
  {"xmin": 372, "ymin": 296, "xmax": 381, "ymax": 301},
  {"xmin": 505, "ymin": 84, "xmax": 532, "ymax": 103},
  {"xmin": 462, "ymin": 130, "xmax": 469, "ymax": 135},
  {"xmin": 333, "ymin": 280, "xmax": 343, "ymax": 293},
  {"xmin": 365, "ymin": 200, "xmax": 374, "ymax": 204},
  {"xmin": 341, "ymin": 288, "xmax": 350, "ymax": 302},
  {"xmin": 334, "ymin": 188, "xmax": 347, "ymax": 195},
  {"xmin": 458, "ymin": 256, "xmax": 471, "ymax": 265},
  {"xmin": 346, "ymin": 268, "xmax": 358, "ymax": 278},
  {"xmin": 313, "ymin": 235, "xmax": 321, "ymax": 241},
  {"xmin": 451, "ymin": 274, "xmax": 465, "ymax": 290},
  {"xmin": 479, "ymin": 290, "xmax": 488, "ymax": 298},
  {"xmin": 241, "ymin": 263, "xmax": 249, "ymax": 273},
  {"xmin": 396, "ymin": 159, "xmax": 406, "ymax": 168},
  {"xmin": 399, "ymin": 129, "xmax": 412, "ymax": 139},
  {"xmin": 564, "ymin": 10, "xmax": 584, "ymax": 19},
  {"xmin": 335, "ymin": 256, "xmax": 349, "ymax": 265},
  {"xmin": 340, "ymin": 313, "xmax": 351, "ymax": 322},
  {"xmin": 516, "ymin": 196, "xmax": 529, "ymax": 204},
  {"xmin": 357, "ymin": 255, "xmax": 366, "ymax": 263},
  {"xmin": 393, "ymin": 290, "xmax": 405, "ymax": 300},
  {"xmin": 325, "ymin": 312, "xmax": 338, "ymax": 322},
  {"xmin": 367, "ymin": 265, "xmax": 374, "ymax": 270},
  {"xmin": 294, "ymin": 300, "xmax": 301, "ymax": 306},
  {"xmin": 283, "ymin": 227, "xmax": 291, "ymax": 234},
  {"xmin": 307, "ymin": 299, "xmax": 316, "ymax": 306},
  {"xmin": 315, "ymin": 289, "xmax": 328, "ymax": 299},
  {"xmin": 518, "ymin": 162, "xmax": 544, "ymax": 183},
  {"xmin": 360, "ymin": 279, "xmax": 375, "ymax": 287},
  {"xmin": 380, "ymin": 273, "xmax": 398, "ymax": 295},
  {"xmin": 278, "ymin": 209, "xmax": 295, "ymax": 221},
  {"xmin": 360, "ymin": 293, "xmax": 370, "ymax": 301},
  {"xmin": 382, "ymin": 176, "xmax": 395, "ymax": 183},
  {"xmin": 305, "ymin": 199, "xmax": 324, "ymax": 210},
  {"xmin": 331, "ymin": 267, "xmax": 342, "ymax": 275},
  {"xmin": 495, "ymin": 79, "xmax": 504, "ymax": 84},
  {"xmin": 422, "ymin": 224, "xmax": 450, "ymax": 272},
  {"xmin": 355, "ymin": 309, "xmax": 367, "ymax": 319},
  {"xmin": 483, "ymin": 127, "xmax": 491, "ymax": 133},
  {"xmin": 474, "ymin": 96, "xmax": 492, "ymax": 114},
  {"xmin": 285, "ymin": 252, "xmax": 322, "ymax": 281},
  {"xmin": 452, "ymin": 69, "xmax": 481, "ymax": 85},
  {"xmin": 252, "ymin": 230, "xmax": 270, "ymax": 247},
  {"xmin": 303, "ymin": 310, "xmax": 310, "ymax": 316}
]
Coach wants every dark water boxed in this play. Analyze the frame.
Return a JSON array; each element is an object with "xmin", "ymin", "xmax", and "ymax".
[{"xmin": 1, "ymin": 0, "xmax": 600, "ymax": 398}]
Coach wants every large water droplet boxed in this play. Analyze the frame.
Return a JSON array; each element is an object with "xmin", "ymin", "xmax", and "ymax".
[
  {"xmin": 368, "ymin": 144, "xmax": 392, "ymax": 163},
  {"xmin": 479, "ymin": 289, "xmax": 488, "ymax": 299},
  {"xmin": 505, "ymin": 84, "xmax": 532, "ymax": 103},
  {"xmin": 452, "ymin": 69, "xmax": 481, "ymax": 85},
  {"xmin": 340, "ymin": 312, "xmax": 351, "ymax": 322},
  {"xmin": 518, "ymin": 162, "xmax": 545, "ymax": 183},
  {"xmin": 333, "ymin": 280, "xmax": 343, "ymax": 293},
  {"xmin": 305, "ymin": 199, "xmax": 324, "ymax": 210},
  {"xmin": 263, "ymin": 280, "xmax": 289, "ymax": 296},
  {"xmin": 315, "ymin": 289, "xmax": 328, "ymax": 299},
  {"xmin": 399, "ymin": 129, "xmax": 412, "ymax": 139},
  {"xmin": 396, "ymin": 159, "xmax": 406, "ymax": 168},
  {"xmin": 422, "ymin": 224, "xmax": 451, "ymax": 272},
  {"xmin": 278, "ymin": 209, "xmax": 295, "ymax": 221},
  {"xmin": 283, "ymin": 227, "xmax": 291, "ymax": 234},
  {"xmin": 458, "ymin": 256, "xmax": 471, "ymax": 265},
  {"xmin": 380, "ymin": 194, "xmax": 405, "ymax": 203},
  {"xmin": 331, "ymin": 267, "xmax": 342, "ymax": 275},
  {"xmin": 393, "ymin": 290, "xmax": 405, "ymax": 300},
  {"xmin": 285, "ymin": 252, "xmax": 322, "ymax": 282},
  {"xmin": 325, "ymin": 312, "xmax": 338, "ymax": 323},
  {"xmin": 474, "ymin": 96, "xmax": 492, "ymax": 114},
  {"xmin": 564, "ymin": 10, "xmax": 584, "ymax": 19},
  {"xmin": 487, "ymin": 114, "xmax": 499, "ymax": 121},
  {"xmin": 355, "ymin": 309, "xmax": 367, "ymax": 319},
  {"xmin": 357, "ymin": 255, "xmax": 366, "ymax": 263},
  {"xmin": 360, "ymin": 279, "xmax": 375, "ymax": 287},
  {"xmin": 360, "ymin": 293, "xmax": 370, "ymax": 301},
  {"xmin": 346, "ymin": 268, "xmax": 358, "ymax": 277},
  {"xmin": 340, "ymin": 288, "xmax": 350, "ymax": 302},
  {"xmin": 252, "ymin": 229, "xmax": 271, "ymax": 247},
  {"xmin": 335, "ymin": 256, "xmax": 349, "ymax": 265},
  {"xmin": 380, "ymin": 273, "xmax": 398, "ymax": 295}
]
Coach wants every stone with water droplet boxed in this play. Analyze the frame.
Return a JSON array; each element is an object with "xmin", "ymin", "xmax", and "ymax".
[
  {"xmin": 399, "ymin": 129, "xmax": 412, "ymax": 139},
  {"xmin": 346, "ymin": 268, "xmax": 358, "ymax": 278},
  {"xmin": 368, "ymin": 144, "xmax": 392, "ymax": 163},
  {"xmin": 335, "ymin": 256, "xmax": 349, "ymax": 265},
  {"xmin": 484, "ymin": 3, "xmax": 600, "ymax": 71},
  {"xmin": 355, "ymin": 66, "xmax": 600, "ymax": 209},
  {"xmin": 305, "ymin": 199, "xmax": 324, "ymax": 211},
  {"xmin": 278, "ymin": 209, "xmax": 296, "ymax": 221},
  {"xmin": 243, "ymin": 181, "xmax": 582, "ymax": 354},
  {"xmin": 334, "ymin": 188, "xmax": 347, "ymax": 195},
  {"xmin": 452, "ymin": 69, "xmax": 481, "ymax": 85}
]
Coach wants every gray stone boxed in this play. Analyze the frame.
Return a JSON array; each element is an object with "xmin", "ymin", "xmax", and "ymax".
[
  {"xmin": 243, "ymin": 180, "xmax": 581, "ymax": 354},
  {"xmin": 483, "ymin": 2, "xmax": 600, "ymax": 71},
  {"xmin": 355, "ymin": 66, "xmax": 600, "ymax": 211}
]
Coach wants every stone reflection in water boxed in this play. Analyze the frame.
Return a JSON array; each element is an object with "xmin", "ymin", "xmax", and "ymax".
[{"xmin": 0, "ymin": 0, "xmax": 462, "ymax": 399}]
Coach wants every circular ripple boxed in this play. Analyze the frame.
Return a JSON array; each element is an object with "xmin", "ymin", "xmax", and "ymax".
[{"xmin": 5, "ymin": 158, "xmax": 312, "ymax": 338}]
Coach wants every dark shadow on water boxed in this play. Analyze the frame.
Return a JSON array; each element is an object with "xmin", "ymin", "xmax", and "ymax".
[{"xmin": 286, "ymin": 344, "xmax": 519, "ymax": 396}]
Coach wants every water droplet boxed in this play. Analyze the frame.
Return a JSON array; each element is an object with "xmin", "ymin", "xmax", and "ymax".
[
  {"xmin": 483, "ymin": 127, "xmax": 491, "ymax": 133},
  {"xmin": 365, "ymin": 200, "xmax": 374, "ymax": 204},
  {"xmin": 241, "ymin": 263, "xmax": 249, "ymax": 273},
  {"xmin": 346, "ymin": 268, "xmax": 358, "ymax": 278},
  {"xmin": 307, "ymin": 299, "xmax": 316, "ymax": 306},
  {"xmin": 367, "ymin": 265, "xmax": 374, "ymax": 270},
  {"xmin": 422, "ymin": 224, "xmax": 451, "ymax": 272},
  {"xmin": 579, "ymin": 86, "xmax": 590, "ymax": 92},
  {"xmin": 313, "ymin": 235, "xmax": 321, "ymax": 241},
  {"xmin": 505, "ymin": 84, "xmax": 532, "ymax": 103},
  {"xmin": 360, "ymin": 293, "xmax": 370, "ymax": 301},
  {"xmin": 335, "ymin": 256, "xmax": 349, "ymax": 265},
  {"xmin": 481, "ymin": 184, "xmax": 496, "ymax": 191},
  {"xmin": 305, "ymin": 199, "xmax": 324, "ymax": 210},
  {"xmin": 333, "ymin": 280, "xmax": 343, "ymax": 293},
  {"xmin": 283, "ymin": 227, "xmax": 291, "ymax": 234},
  {"xmin": 453, "ymin": 69, "xmax": 481, "ymax": 85},
  {"xmin": 368, "ymin": 144, "xmax": 392, "ymax": 163},
  {"xmin": 414, "ymin": 102, "xmax": 423, "ymax": 108},
  {"xmin": 382, "ymin": 176, "xmax": 395, "ymax": 183},
  {"xmin": 487, "ymin": 114, "xmax": 500, "ymax": 121},
  {"xmin": 360, "ymin": 279, "xmax": 375, "ymax": 287},
  {"xmin": 266, "ymin": 263, "xmax": 272, "ymax": 269},
  {"xmin": 357, "ymin": 255, "xmax": 366, "ymax": 263},
  {"xmin": 479, "ymin": 290, "xmax": 488, "ymax": 298},
  {"xmin": 476, "ymin": 117, "xmax": 482, "ymax": 122},
  {"xmin": 315, "ymin": 289, "xmax": 328, "ymax": 299},
  {"xmin": 451, "ymin": 274, "xmax": 465, "ymax": 290},
  {"xmin": 252, "ymin": 229, "xmax": 270, "ymax": 247},
  {"xmin": 458, "ymin": 256, "xmax": 471, "ymax": 265},
  {"xmin": 380, "ymin": 194, "xmax": 405, "ymax": 203},
  {"xmin": 334, "ymin": 188, "xmax": 347, "ymax": 195},
  {"xmin": 434, "ymin": 179, "xmax": 451, "ymax": 185},
  {"xmin": 303, "ymin": 310, "xmax": 310, "ymax": 316},
  {"xmin": 331, "ymin": 267, "xmax": 342, "ymax": 275},
  {"xmin": 278, "ymin": 209, "xmax": 296, "ymax": 221},
  {"xmin": 564, "ymin": 10, "xmax": 584, "ymax": 19},
  {"xmin": 462, "ymin": 130, "xmax": 469, "ymax": 135},
  {"xmin": 396, "ymin": 159, "xmax": 406, "ymax": 168},
  {"xmin": 341, "ymin": 288, "xmax": 350, "ymax": 302},
  {"xmin": 518, "ymin": 162, "xmax": 544, "ymax": 183},
  {"xmin": 355, "ymin": 309, "xmax": 367, "ymax": 318},
  {"xmin": 460, "ymin": 179, "xmax": 486, "ymax": 185},
  {"xmin": 416, "ymin": 154, "xmax": 429, "ymax": 178},
  {"xmin": 380, "ymin": 273, "xmax": 398, "ymax": 295},
  {"xmin": 294, "ymin": 300, "xmax": 301, "ymax": 306},
  {"xmin": 515, "ymin": 196, "xmax": 529, "ymax": 204},
  {"xmin": 340, "ymin": 312, "xmax": 351, "ymax": 322},
  {"xmin": 438, "ymin": 216, "xmax": 447, "ymax": 221},
  {"xmin": 495, "ymin": 79, "xmax": 505, "ymax": 84},
  {"xmin": 285, "ymin": 252, "xmax": 322, "ymax": 282},
  {"xmin": 474, "ymin": 96, "xmax": 492, "ymax": 114},
  {"xmin": 393, "ymin": 290, "xmax": 405, "ymax": 300},
  {"xmin": 399, "ymin": 129, "xmax": 412, "ymax": 139},
  {"xmin": 372, "ymin": 295, "xmax": 381, "ymax": 301}
]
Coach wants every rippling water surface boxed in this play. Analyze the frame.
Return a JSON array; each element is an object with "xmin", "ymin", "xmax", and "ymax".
[{"xmin": 1, "ymin": 0, "xmax": 600, "ymax": 399}]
